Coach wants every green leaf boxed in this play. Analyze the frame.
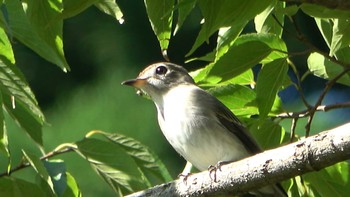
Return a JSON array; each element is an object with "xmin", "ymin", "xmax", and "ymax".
[
  {"xmin": 307, "ymin": 52, "xmax": 350, "ymax": 86},
  {"xmin": 105, "ymin": 133, "xmax": 173, "ymax": 184},
  {"xmin": 301, "ymin": 3, "xmax": 350, "ymax": 19},
  {"xmin": 315, "ymin": 18, "xmax": 332, "ymax": 48},
  {"xmin": 62, "ymin": 173, "xmax": 82, "ymax": 197},
  {"xmin": 236, "ymin": 33, "xmax": 288, "ymax": 63},
  {"xmin": 144, "ymin": 0, "xmax": 174, "ymax": 52},
  {"xmin": 44, "ymin": 160, "xmax": 72, "ymax": 196},
  {"xmin": 6, "ymin": 0, "xmax": 70, "ymax": 71},
  {"xmin": 0, "ymin": 177, "xmax": 46, "ymax": 197},
  {"xmin": 248, "ymin": 119, "xmax": 285, "ymax": 149},
  {"xmin": 255, "ymin": 1, "xmax": 284, "ymax": 37},
  {"xmin": 208, "ymin": 40, "xmax": 272, "ymax": 81},
  {"xmin": 75, "ymin": 138, "xmax": 150, "ymax": 195},
  {"xmin": 174, "ymin": 0, "xmax": 196, "ymax": 34},
  {"xmin": 303, "ymin": 162, "xmax": 350, "ymax": 197},
  {"xmin": 61, "ymin": 0, "xmax": 98, "ymax": 19},
  {"xmin": 215, "ymin": 23, "xmax": 247, "ymax": 60},
  {"xmin": 208, "ymin": 84, "xmax": 258, "ymax": 116},
  {"xmin": 187, "ymin": 0, "xmax": 271, "ymax": 55},
  {"xmin": 330, "ymin": 18, "xmax": 350, "ymax": 56},
  {"xmin": 94, "ymin": 0, "xmax": 124, "ymax": 24},
  {"xmin": 256, "ymin": 58, "xmax": 288, "ymax": 119},
  {"xmin": 276, "ymin": 5, "xmax": 299, "ymax": 16},
  {"xmin": 22, "ymin": 150, "xmax": 55, "ymax": 196}
]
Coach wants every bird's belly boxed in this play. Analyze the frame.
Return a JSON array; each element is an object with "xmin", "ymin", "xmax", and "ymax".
[{"xmin": 159, "ymin": 114, "xmax": 249, "ymax": 171}]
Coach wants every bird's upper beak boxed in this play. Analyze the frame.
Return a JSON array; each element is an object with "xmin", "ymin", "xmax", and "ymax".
[{"xmin": 121, "ymin": 78, "xmax": 147, "ymax": 88}]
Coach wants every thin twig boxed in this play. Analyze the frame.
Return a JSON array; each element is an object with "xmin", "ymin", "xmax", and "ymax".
[
  {"xmin": 0, "ymin": 147, "xmax": 74, "ymax": 177},
  {"xmin": 277, "ymin": 101, "xmax": 350, "ymax": 119},
  {"xmin": 305, "ymin": 67, "xmax": 350, "ymax": 136}
]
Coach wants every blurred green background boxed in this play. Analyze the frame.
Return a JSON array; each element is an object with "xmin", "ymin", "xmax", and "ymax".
[{"xmin": 3, "ymin": 1, "xmax": 350, "ymax": 196}]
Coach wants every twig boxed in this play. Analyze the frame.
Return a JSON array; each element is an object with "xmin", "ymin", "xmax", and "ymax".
[
  {"xmin": 0, "ymin": 147, "xmax": 74, "ymax": 177},
  {"xmin": 305, "ymin": 67, "xmax": 350, "ymax": 136},
  {"xmin": 277, "ymin": 101, "xmax": 350, "ymax": 119}
]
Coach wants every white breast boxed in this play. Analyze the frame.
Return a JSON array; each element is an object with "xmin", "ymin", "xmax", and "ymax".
[{"xmin": 154, "ymin": 85, "xmax": 249, "ymax": 171}]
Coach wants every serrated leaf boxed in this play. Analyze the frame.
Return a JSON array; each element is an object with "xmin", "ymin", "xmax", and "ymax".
[
  {"xmin": 94, "ymin": 0, "xmax": 124, "ymax": 24},
  {"xmin": 62, "ymin": 173, "xmax": 82, "ymax": 197},
  {"xmin": 248, "ymin": 119, "xmax": 285, "ymax": 149},
  {"xmin": 75, "ymin": 138, "xmax": 150, "ymax": 195},
  {"xmin": 208, "ymin": 40, "xmax": 272, "ymax": 82},
  {"xmin": 303, "ymin": 162, "xmax": 350, "ymax": 196},
  {"xmin": 301, "ymin": 3, "xmax": 350, "ymax": 19},
  {"xmin": 187, "ymin": 0, "xmax": 271, "ymax": 55},
  {"xmin": 307, "ymin": 52, "xmax": 350, "ymax": 86},
  {"xmin": 144, "ymin": 0, "xmax": 174, "ymax": 52},
  {"xmin": 256, "ymin": 58, "xmax": 288, "ymax": 119},
  {"xmin": 330, "ymin": 18, "xmax": 350, "ymax": 56},
  {"xmin": 0, "ymin": 177, "xmax": 46, "ymax": 197},
  {"xmin": 174, "ymin": 0, "xmax": 196, "ymax": 34},
  {"xmin": 105, "ymin": 133, "xmax": 172, "ymax": 184},
  {"xmin": 6, "ymin": 0, "xmax": 70, "ymax": 71},
  {"xmin": 208, "ymin": 84, "xmax": 258, "ymax": 116}
]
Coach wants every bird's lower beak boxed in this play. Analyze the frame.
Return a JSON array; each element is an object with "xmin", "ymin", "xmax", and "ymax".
[{"xmin": 121, "ymin": 78, "xmax": 147, "ymax": 88}]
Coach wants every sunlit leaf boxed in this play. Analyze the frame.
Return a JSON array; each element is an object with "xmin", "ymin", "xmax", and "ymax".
[
  {"xmin": 187, "ymin": 0, "xmax": 271, "ymax": 55},
  {"xmin": 256, "ymin": 58, "xmax": 288, "ymax": 119},
  {"xmin": 105, "ymin": 133, "xmax": 172, "ymax": 184},
  {"xmin": 94, "ymin": 0, "xmax": 124, "ymax": 24},
  {"xmin": 307, "ymin": 52, "xmax": 350, "ymax": 86},
  {"xmin": 75, "ymin": 138, "xmax": 150, "ymax": 195},
  {"xmin": 303, "ymin": 162, "xmax": 350, "ymax": 196},
  {"xmin": 62, "ymin": 173, "xmax": 82, "ymax": 197},
  {"xmin": 144, "ymin": 0, "xmax": 174, "ymax": 52},
  {"xmin": 208, "ymin": 84, "xmax": 258, "ymax": 116},
  {"xmin": 248, "ymin": 119, "xmax": 286, "ymax": 149},
  {"xmin": 6, "ymin": 0, "xmax": 70, "ymax": 71},
  {"xmin": 330, "ymin": 18, "xmax": 350, "ymax": 56},
  {"xmin": 208, "ymin": 41, "xmax": 272, "ymax": 81},
  {"xmin": 0, "ymin": 177, "xmax": 45, "ymax": 197},
  {"xmin": 255, "ymin": 1, "xmax": 284, "ymax": 37},
  {"xmin": 236, "ymin": 33, "xmax": 288, "ymax": 63}
]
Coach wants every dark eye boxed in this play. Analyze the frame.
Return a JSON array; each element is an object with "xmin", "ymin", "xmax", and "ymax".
[{"xmin": 155, "ymin": 66, "xmax": 168, "ymax": 75}]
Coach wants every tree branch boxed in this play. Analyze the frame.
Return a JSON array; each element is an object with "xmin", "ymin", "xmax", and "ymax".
[
  {"xmin": 126, "ymin": 122, "xmax": 350, "ymax": 197},
  {"xmin": 280, "ymin": 0, "xmax": 350, "ymax": 10}
]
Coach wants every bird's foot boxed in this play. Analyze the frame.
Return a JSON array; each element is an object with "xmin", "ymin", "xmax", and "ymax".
[
  {"xmin": 208, "ymin": 161, "xmax": 231, "ymax": 182},
  {"xmin": 178, "ymin": 172, "xmax": 192, "ymax": 185}
]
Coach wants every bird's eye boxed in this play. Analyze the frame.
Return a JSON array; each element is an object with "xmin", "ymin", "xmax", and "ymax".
[{"xmin": 155, "ymin": 66, "xmax": 167, "ymax": 75}]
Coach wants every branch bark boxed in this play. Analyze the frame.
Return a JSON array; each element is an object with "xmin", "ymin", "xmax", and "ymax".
[{"xmin": 127, "ymin": 122, "xmax": 350, "ymax": 197}]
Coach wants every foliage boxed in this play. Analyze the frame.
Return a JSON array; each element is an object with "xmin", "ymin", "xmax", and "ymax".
[{"xmin": 0, "ymin": 0, "xmax": 349, "ymax": 196}]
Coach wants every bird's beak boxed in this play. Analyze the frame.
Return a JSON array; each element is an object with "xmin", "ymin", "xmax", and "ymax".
[{"xmin": 121, "ymin": 78, "xmax": 147, "ymax": 88}]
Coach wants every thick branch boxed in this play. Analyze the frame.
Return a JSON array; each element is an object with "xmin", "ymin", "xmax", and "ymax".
[
  {"xmin": 280, "ymin": 0, "xmax": 350, "ymax": 10},
  {"xmin": 127, "ymin": 122, "xmax": 350, "ymax": 197}
]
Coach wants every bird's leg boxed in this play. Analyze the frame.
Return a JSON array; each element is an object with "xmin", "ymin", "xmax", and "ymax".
[
  {"xmin": 178, "ymin": 162, "xmax": 194, "ymax": 184},
  {"xmin": 208, "ymin": 161, "xmax": 232, "ymax": 182}
]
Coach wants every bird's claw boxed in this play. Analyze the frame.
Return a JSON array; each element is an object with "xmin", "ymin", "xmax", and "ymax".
[
  {"xmin": 208, "ymin": 161, "xmax": 230, "ymax": 182},
  {"xmin": 178, "ymin": 172, "xmax": 192, "ymax": 185}
]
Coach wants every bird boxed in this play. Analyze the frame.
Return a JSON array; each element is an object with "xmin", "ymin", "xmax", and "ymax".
[{"xmin": 122, "ymin": 62, "xmax": 287, "ymax": 196}]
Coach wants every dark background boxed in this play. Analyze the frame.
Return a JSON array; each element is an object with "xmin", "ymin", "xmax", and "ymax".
[{"xmin": 6, "ymin": 1, "xmax": 350, "ymax": 196}]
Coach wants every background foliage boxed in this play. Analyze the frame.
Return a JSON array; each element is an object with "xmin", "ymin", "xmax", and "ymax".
[{"xmin": 0, "ymin": 0, "xmax": 350, "ymax": 196}]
